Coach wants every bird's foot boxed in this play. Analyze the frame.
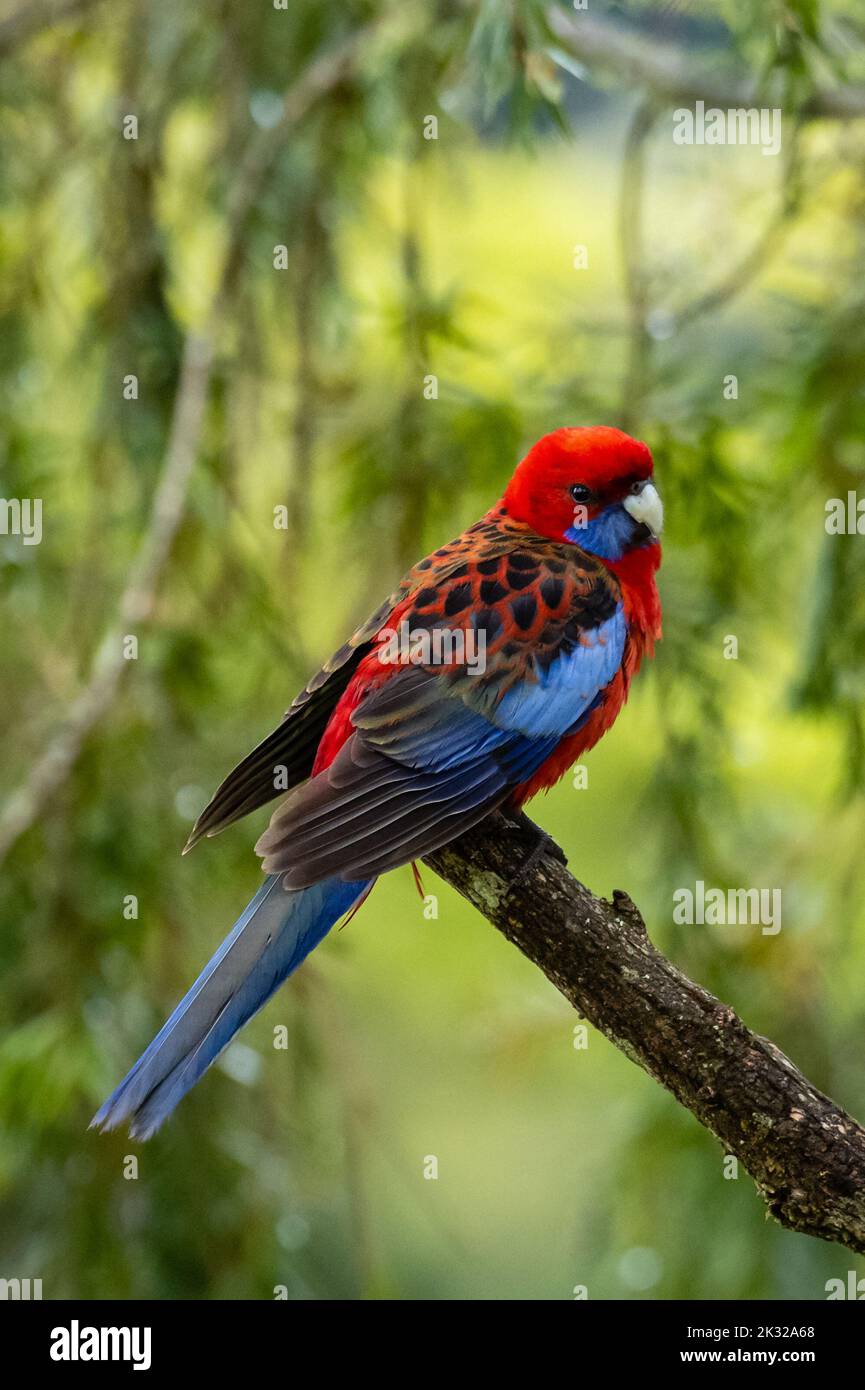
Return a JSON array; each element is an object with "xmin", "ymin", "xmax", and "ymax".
[{"xmin": 499, "ymin": 809, "xmax": 567, "ymax": 892}]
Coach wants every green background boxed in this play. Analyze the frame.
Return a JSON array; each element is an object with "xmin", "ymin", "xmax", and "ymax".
[{"xmin": 2, "ymin": 0, "xmax": 865, "ymax": 1299}]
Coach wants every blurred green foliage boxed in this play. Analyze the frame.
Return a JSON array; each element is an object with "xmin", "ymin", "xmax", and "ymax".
[{"xmin": 1, "ymin": 0, "xmax": 865, "ymax": 1299}]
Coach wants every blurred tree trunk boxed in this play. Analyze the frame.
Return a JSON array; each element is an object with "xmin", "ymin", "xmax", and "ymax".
[
  {"xmin": 394, "ymin": 155, "xmax": 431, "ymax": 573},
  {"xmin": 286, "ymin": 164, "xmax": 326, "ymax": 585}
]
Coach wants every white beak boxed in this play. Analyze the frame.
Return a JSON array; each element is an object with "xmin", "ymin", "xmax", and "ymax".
[{"xmin": 623, "ymin": 481, "xmax": 663, "ymax": 538}]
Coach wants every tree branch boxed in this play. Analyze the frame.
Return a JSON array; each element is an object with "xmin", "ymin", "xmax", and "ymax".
[
  {"xmin": 673, "ymin": 125, "xmax": 804, "ymax": 331},
  {"xmin": 0, "ymin": 331, "xmax": 212, "ymax": 868},
  {"xmin": 548, "ymin": 9, "xmax": 865, "ymax": 120},
  {"xmin": 425, "ymin": 812, "xmax": 865, "ymax": 1256}
]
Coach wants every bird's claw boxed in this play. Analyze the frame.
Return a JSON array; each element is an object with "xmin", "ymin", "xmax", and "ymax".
[{"xmin": 500, "ymin": 811, "xmax": 567, "ymax": 892}]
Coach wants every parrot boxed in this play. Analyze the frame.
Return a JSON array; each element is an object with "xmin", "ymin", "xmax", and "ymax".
[{"xmin": 92, "ymin": 425, "xmax": 663, "ymax": 1139}]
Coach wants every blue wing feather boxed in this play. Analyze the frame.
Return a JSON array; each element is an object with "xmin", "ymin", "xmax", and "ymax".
[{"xmin": 494, "ymin": 607, "xmax": 626, "ymax": 738}]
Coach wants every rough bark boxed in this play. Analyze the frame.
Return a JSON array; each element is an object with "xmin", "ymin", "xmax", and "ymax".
[{"xmin": 425, "ymin": 811, "xmax": 865, "ymax": 1256}]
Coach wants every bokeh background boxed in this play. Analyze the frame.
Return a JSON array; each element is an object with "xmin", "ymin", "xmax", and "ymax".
[{"xmin": 2, "ymin": 0, "xmax": 865, "ymax": 1300}]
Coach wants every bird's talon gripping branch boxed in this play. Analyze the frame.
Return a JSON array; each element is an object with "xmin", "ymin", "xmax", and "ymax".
[
  {"xmin": 505, "ymin": 827, "xmax": 565, "ymax": 892},
  {"xmin": 500, "ymin": 808, "xmax": 568, "ymax": 864}
]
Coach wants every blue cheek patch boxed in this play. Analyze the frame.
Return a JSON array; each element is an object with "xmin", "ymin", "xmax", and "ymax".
[{"xmin": 565, "ymin": 504, "xmax": 638, "ymax": 561}]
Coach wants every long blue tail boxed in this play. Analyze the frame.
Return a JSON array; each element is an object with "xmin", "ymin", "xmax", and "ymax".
[{"xmin": 91, "ymin": 874, "xmax": 370, "ymax": 1140}]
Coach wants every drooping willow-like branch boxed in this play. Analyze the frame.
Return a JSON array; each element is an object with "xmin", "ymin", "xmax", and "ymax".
[
  {"xmin": 0, "ymin": 26, "xmax": 378, "ymax": 868},
  {"xmin": 426, "ymin": 811, "xmax": 865, "ymax": 1256},
  {"xmin": 548, "ymin": 9, "xmax": 865, "ymax": 120}
]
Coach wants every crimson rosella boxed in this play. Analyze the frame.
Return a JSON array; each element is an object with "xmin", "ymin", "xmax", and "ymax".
[{"xmin": 93, "ymin": 425, "xmax": 662, "ymax": 1138}]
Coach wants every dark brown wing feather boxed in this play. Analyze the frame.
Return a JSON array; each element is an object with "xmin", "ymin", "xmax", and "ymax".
[
  {"xmin": 183, "ymin": 540, "xmax": 502, "ymax": 853},
  {"xmin": 254, "ymin": 668, "xmax": 521, "ymax": 887},
  {"xmin": 183, "ymin": 598, "xmax": 395, "ymax": 851}
]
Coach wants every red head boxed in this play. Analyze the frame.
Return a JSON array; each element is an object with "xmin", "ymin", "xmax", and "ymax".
[{"xmin": 503, "ymin": 426, "xmax": 662, "ymax": 562}]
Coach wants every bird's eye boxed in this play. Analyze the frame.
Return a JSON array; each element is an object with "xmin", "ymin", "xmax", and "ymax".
[
  {"xmin": 629, "ymin": 480, "xmax": 645, "ymax": 495},
  {"xmin": 570, "ymin": 483, "xmax": 591, "ymax": 504}
]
